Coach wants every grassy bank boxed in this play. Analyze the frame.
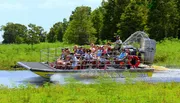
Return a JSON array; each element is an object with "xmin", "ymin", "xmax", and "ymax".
[
  {"xmin": 154, "ymin": 39, "xmax": 180, "ymax": 67},
  {"xmin": 0, "ymin": 39, "xmax": 180, "ymax": 70},
  {"xmin": 0, "ymin": 82, "xmax": 180, "ymax": 103}
]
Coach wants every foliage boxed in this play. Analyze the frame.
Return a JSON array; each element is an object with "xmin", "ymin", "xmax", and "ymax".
[
  {"xmin": 47, "ymin": 18, "xmax": 68, "ymax": 43},
  {"xmin": 100, "ymin": 0, "xmax": 130, "ymax": 41},
  {"xmin": 0, "ymin": 82, "xmax": 180, "ymax": 103},
  {"xmin": 117, "ymin": 0, "xmax": 149, "ymax": 41},
  {"xmin": 99, "ymin": 0, "xmax": 180, "ymax": 41},
  {"xmin": 176, "ymin": 0, "xmax": 180, "ymax": 39},
  {"xmin": 1, "ymin": 0, "xmax": 180, "ymax": 44},
  {"xmin": 147, "ymin": 0, "xmax": 179, "ymax": 41},
  {"xmin": 1, "ymin": 23, "xmax": 27, "ymax": 44},
  {"xmin": 63, "ymin": 6, "xmax": 97, "ymax": 45},
  {"xmin": 27, "ymin": 23, "xmax": 47, "ymax": 45},
  {"xmin": 47, "ymin": 26, "xmax": 57, "ymax": 43},
  {"xmin": 0, "ymin": 23, "xmax": 46, "ymax": 44},
  {"xmin": 91, "ymin": 7, "xmax": 103, "ymax": 44}
]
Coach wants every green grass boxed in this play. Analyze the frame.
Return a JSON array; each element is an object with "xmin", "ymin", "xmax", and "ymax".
[
  {"xmin": 0, "ymin": 81, "xmax": 180, "ymax": 103},
  {"xmin": 0, "ymin": 39, "xmax": 180, "ymax": 70},
  {"xmin": 0, "ymin": 42, "xmax": 74, "ymax": 70},
  {"xmin": 154, "ymin": 38, "xmax": 180, "ymax": 67}
]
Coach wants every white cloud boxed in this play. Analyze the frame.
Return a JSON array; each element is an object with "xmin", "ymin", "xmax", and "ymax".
[{"xmin": 0, "ymin": 2, "xmax": 25, "ymax": 10}]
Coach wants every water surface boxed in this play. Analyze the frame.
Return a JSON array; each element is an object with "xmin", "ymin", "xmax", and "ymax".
[{"xmin": 0, "ymin": 69, "xmax": 180, "ymax": 87}]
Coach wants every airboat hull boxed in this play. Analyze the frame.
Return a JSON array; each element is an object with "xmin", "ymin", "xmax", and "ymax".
[
  {"xmin": 18, "ymin": 62, "xmax": 154, "ymax": 79},
  {"xmin": 31, "ymin": 69, "xmax": 154, "ymax": 79}
]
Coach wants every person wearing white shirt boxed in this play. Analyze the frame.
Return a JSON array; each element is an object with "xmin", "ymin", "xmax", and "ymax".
[{"xmin": 114, "ymin": 36, "xmax": 122, "ymax": 50}]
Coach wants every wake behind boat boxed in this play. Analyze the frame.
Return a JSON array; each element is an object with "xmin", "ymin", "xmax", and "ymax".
[{"xmin": 18, "ymin": 31, "xmax": 156, "ymax": 78}]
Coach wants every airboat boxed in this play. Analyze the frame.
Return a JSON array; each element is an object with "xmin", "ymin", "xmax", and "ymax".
[{"xmin": 18, "ymin": 31, "xmax": 156, "ymax": 78}]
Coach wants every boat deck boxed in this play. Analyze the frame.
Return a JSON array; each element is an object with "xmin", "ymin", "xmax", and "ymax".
[{"xmin": 17, "ymin": 62, "xmax": 54, "ymax": 71}]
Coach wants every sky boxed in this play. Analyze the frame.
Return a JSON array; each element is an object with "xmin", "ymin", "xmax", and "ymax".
[{"xmin": 0, "ymin": 0, "xmax": 102, "ymax": 42}]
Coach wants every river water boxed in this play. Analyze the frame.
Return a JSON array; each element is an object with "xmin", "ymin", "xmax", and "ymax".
[{"xmin": 0, "ymin": 69, "xmax": 180, "ymax": 87}]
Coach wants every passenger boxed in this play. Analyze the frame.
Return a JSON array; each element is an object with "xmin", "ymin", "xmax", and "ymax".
[
  {"xmin": 77, "ymin": 46, "xmax": 84, "ymax": 56},
  {"xmin": 56, "ymin": 54, "xmax": 71, "ymax": 69},
  {"xmin": 100, "ymin": 54, "xmax": 107, "ymax": 63},
  {"xmin": 73, "ymin": 45, "xmax": 81, "ymax": 58},
  {"xmin": 56, "ymin": 59, "xmax": 64, "ymax": 69},
  {"xmin": 90, "ymin": 43, "xmax": 96, "ymax": 53},
  {"xmin": 56, "ymin": 48, "xmax": 65, "ymax": 69},
  {"xmin": 65, "ymin": 48, "xmax": 70, "ymax": 56},
  {"xmin": 107, "ymin": 42, "xmax": 112, "ymax": 55},
  {"xmin": 117, "ymin": 48, "xmax": 127, "ymax": 61},
  {"xmin": 99, "ymin": 54, "xmax": 110, "ymax": 69},
  {"xmin": 60, "ymin": 48, "xmax": 65, "ymax": 60},
  {"xmin": 84, "ymin": 49, "xmax": 93, "ymax": 60},
  {"xmin": 102, "ymin": 45, "xmax": 108, "ymax": 55},
  {"xmin": 82, "ymin": 47, "xmax": 86, "ymax": 55},
  {"xmin": 96, "ymin": 46, "xmax": 102, "ymax": 59},
  {"xmin": 70, "ymin": 53, "xmax": 79, "ymax": 70},
  {"xmin": 63, "ymin": 55, "xmax": 72, "ymax": 69},
  {"xmin": 82, "ymin": 49, "xmax": 93, "ymax": 68},
  {"xmin": 73, "ymin": 45, "xmax": 79, "ymax": 54}
]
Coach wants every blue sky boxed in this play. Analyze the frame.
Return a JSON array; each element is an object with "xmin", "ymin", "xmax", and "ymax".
[{"xmin": 0, "ymin": 0, "xmax": 102, "ymax": 42}]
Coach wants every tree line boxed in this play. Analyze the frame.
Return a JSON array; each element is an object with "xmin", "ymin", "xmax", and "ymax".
[{"xmin": 1, "ymin": 0, "xmax": 180, "ymax": 45}]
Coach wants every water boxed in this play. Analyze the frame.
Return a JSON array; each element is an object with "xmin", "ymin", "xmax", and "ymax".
[
  {"xmin": 0, "ymin": 71, "xmax": 48, "ymax": 88},
  {"xmin": 0, "ymin": 69, "xmax": 180, "ymax": 87}
]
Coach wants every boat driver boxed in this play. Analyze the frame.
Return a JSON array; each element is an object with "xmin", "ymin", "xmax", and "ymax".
[{"xmin": 114, "ymin": 35, "xmax": 122, "ymax": 51}]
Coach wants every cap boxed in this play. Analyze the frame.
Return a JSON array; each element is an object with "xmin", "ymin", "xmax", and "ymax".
[
  {"xmin": 116, "ymin": 35, "xmax": 120, "ymax": 39},
  {"xmin": 65, "ymin": 48, "xmax": 69, "ymax": 51},
  {"xmin": 87, "ymin": 49, "xmax": 91, "ymax": 52}
]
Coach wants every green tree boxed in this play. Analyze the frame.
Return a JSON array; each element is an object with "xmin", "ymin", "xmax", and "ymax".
[
  {"xmin": 91, "ymin": 7, "xmax": 103, "ymax": 43},
  {"xmin": 175, "ymin": 0, "xmax": 180, "ymax": 39},
  {"xmin": 148, "ymin": 0, "xmax": 179, "ymax": 41},
  {"xmin": 47, "ymin": 23, "xmax": 60, "ymax": 43},
  {"xmin": 1, "ymin": 22, "xmax": 27, "ymax": 44},
  {"xmin": 117, "ymin": 0, "xmax": 149, "ymax": 41},
  {"xmin": 100, "ymin": 0, "xmax": 130, "ymax": 41},
  {"xmin": 61, "ymin": 18, "xmax": 68, "ymax": 41},
  {"xmin": 57, "ymin": 18, "xmax": 68, "ymax": 42},
  {"xmin": 38, "ymin": 27, "xmax": 47, "ymax": 42},
  {"xmin": 26, "ymin": 24, "xmax": 46, "ymax": 45},
  {"xmin": 63, "ymin": 6, "xmax": 96, "ymax": 45},
  {"xmin": 47, "ymin": 18, "xmax": 68, "ymax": 43}
]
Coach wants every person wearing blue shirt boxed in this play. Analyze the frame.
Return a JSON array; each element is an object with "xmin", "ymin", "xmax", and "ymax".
[
  {"xmin": 97, "ymin": 49, "xmax": 102, "ymax": 57},
  {"xmin": 117, "ymin": 49, "xmax": 127, "ymax": 61}
]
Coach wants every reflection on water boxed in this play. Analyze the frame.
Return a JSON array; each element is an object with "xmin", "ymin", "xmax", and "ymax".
[
  {"xmin": 0, "ymin": 69, "xmax": 180, "ymax": 87},
  {"xmin": 0, "ymin": 71, "xmax": 49, "ymax": 87}
]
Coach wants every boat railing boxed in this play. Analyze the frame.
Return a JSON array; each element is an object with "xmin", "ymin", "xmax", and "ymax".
[
  {"xmin": 40, "ymin": 46, "xmax": 153, "ymax": 70},
  {"xmin": 40, "ymin": 47, "xmax": 63, "ymax": 63},
  {"xmin": 49, "ymin": 55, "xmax": 152, "ymax": 70}
]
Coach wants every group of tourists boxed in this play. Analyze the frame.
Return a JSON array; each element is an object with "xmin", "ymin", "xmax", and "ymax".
[{"xmin": 55, "ymin": 36, "xmax": 131, "ymax": 69}]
